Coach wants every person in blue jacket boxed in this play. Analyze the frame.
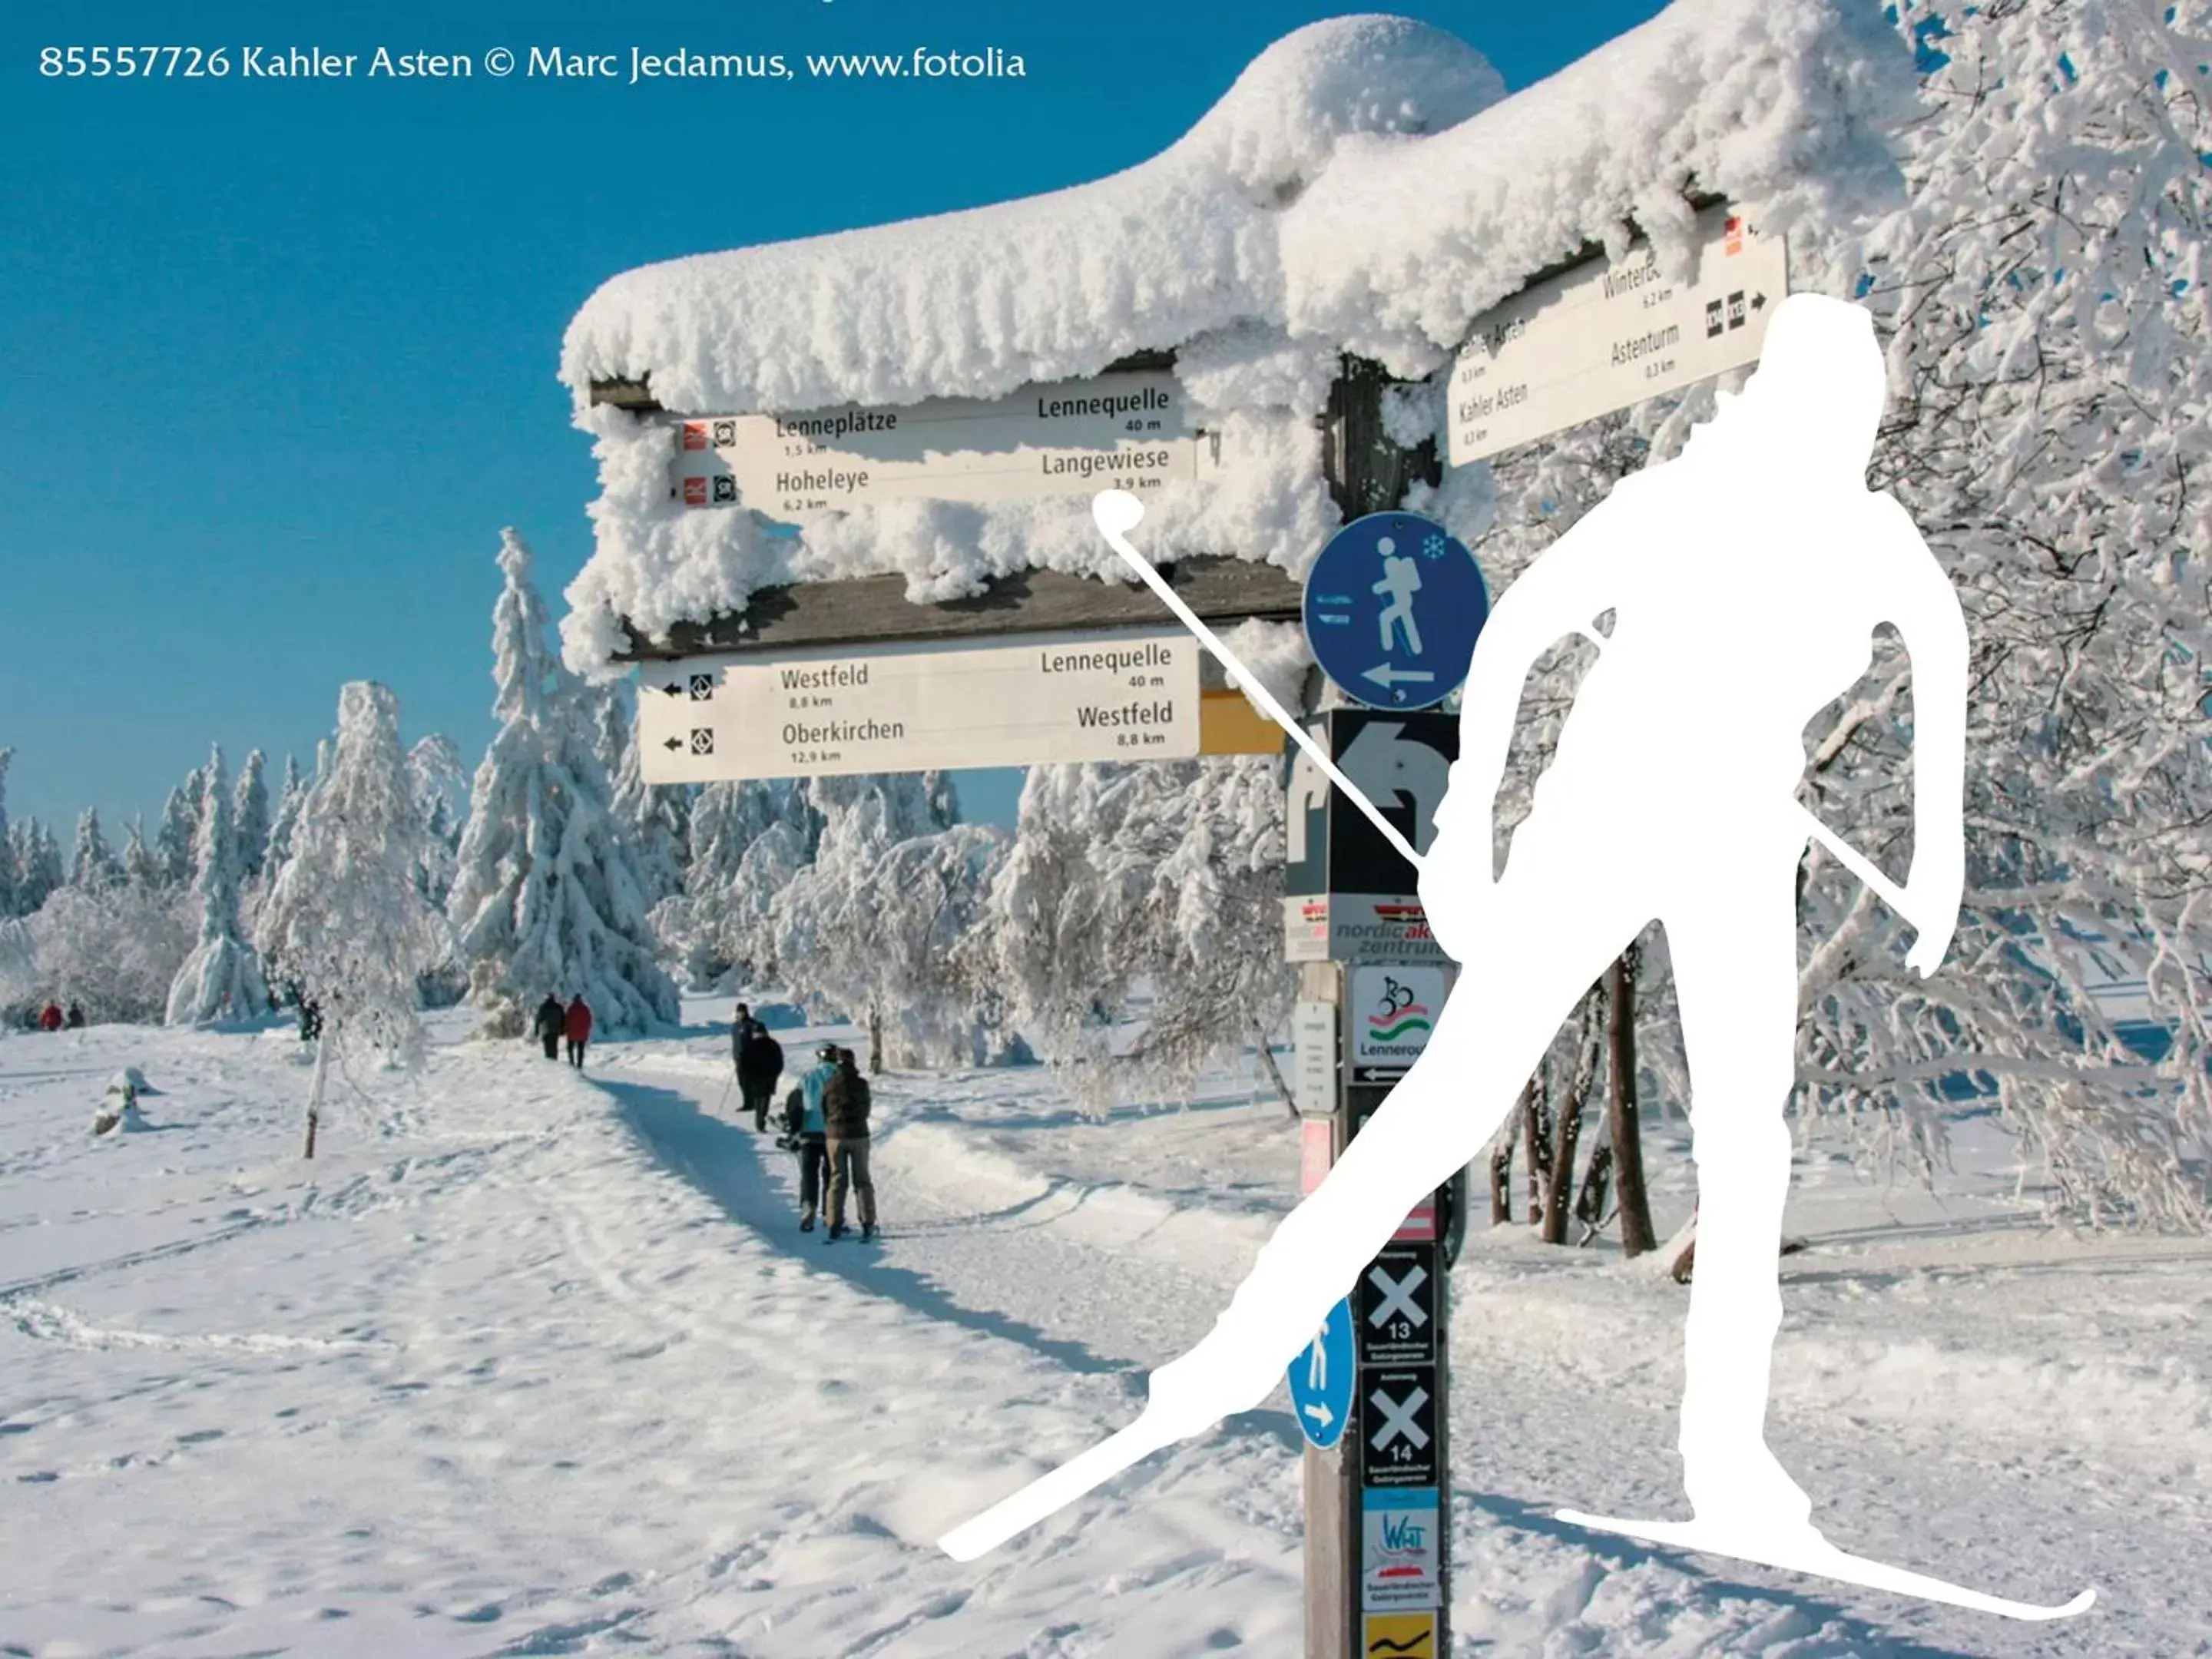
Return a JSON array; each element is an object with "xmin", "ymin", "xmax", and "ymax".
[{"xmin": 780, "ymin": 1042, "xmax": 840, "ymax": 1231}]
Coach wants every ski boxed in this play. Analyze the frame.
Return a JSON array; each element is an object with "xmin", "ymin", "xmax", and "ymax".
[{"xmin": 1553, "ymin": 1511, "xmax": 2095, "ymax": 1622}]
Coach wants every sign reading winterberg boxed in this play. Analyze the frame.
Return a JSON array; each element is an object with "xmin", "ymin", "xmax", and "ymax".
[
  {"xmin": 636, "ymin": 628, "xmax": 1200, "ymax": 783},
  {"xmin": 1445, "ymin": 205, "xmax": 1789, "ymax": 465},
  {"xmin": 674, "ymin": 370, "xmax": 1227, "ymax": 514}
]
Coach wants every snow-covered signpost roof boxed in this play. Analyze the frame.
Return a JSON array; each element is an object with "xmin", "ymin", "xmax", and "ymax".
[{"xmin": 557, "ymin": 2, "xmax": 1909, "ymax": 687}]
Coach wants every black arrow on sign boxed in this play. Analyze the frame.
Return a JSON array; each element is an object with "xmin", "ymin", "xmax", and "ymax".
[
  {"xmin": 1751, "ymin": 292, "xmax": 1767, "ymax": 311},
  {"xmin": 662, "ymin": 737, "xmax": 684, "ymax": 751},
  {"xmin": 659, "ymin": 681, "xmax": 684, "ymax": 697}
]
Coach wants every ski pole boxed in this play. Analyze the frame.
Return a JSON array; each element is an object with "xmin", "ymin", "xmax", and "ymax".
[{"xmin": 1092, "ymin": 490, "xmax": 1425, "ymax": 873}]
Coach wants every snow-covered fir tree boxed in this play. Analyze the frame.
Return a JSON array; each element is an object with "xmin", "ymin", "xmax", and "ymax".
[
  {"xmin": 70, "ymin": 808, "xmax": 118, "ymax": 890},
  {"xmin": 445, "ymin": 528, "xmax": 677, "ymax": 1035},
  {"xmin": 405, "ymin": 733, "xmax": 468, "ymax": 911},
  {"xmin": 258, "ymin": 683, "xmax": 449, "ymax": 1156},
  {"xmin": 121, "ymin": 816, "xmax": 158, "ymax": 890},
  {"xmin": 232, "ymin": 750, "xmax": 271, "ymax": 882},
  {"xmin": 604, "ymin": 690, "xmax": 687, "ymax": 912},
  {"xmin": 10, "ymin": 820, "xmax": 63, "ymax": 916},
  {"xmin": 164, "ymin": 747, "xmax": 270, "ymax": 1026},
  {"xmin": 154, "ymin": 772, "xmax": 202, "ymax": 889}
]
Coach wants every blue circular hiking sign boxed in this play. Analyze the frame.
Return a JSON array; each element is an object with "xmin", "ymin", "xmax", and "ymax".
[{"xmin": 1303, "ymin": 512, "xmax": 1488, "ymax": 710}]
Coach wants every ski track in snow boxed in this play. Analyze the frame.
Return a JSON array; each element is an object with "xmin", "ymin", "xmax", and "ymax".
[{"xmin": 0, "ymin": 1005, "xmax": 2207, "ymax": 1656}]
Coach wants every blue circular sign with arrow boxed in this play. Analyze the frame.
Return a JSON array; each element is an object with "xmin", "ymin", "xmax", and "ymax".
[
  {"xmin": 1303, "ymin": 512, "xmax": 1488, "ymax": 710},
  {"xmin": 1286, "ymin": 1295, "xmax": 1356, "ymax": 1450}
]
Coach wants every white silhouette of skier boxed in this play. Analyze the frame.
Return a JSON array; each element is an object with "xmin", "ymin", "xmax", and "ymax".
[
  {"xmin": 942, "ymin": 296, "xmax": 2091, "ymax": 1621},
  {"xmin": 1373, "ymin": 541, "xmax": 1424, "ymax": 655}
]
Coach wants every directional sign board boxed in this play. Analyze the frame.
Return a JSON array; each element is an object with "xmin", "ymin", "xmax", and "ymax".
[
  {"xmin": 1446, "ymin": 204, "xmax": 1790, "ymax": 465},
  {"xmin": 637, "ymin": 628, "xmax": 1199, "ymax": 783},
  {"xmin": 1294, "ymin": 999, "xmax": 1339, "ymax": 1119},
  {"xmin": 674, "ymin": 370, "xmax": 1228, "ymax": 515},
  {"xmin": 1282, "ymin": 711, "xmax": 1458, "ymax": 965},
  {"xmin": 1289, "ymin": 1296, "xmax": 1357, "ymax": 1451},
  {"xmin": 1303, "ymin": 513, "xmax": 1488, "ymax": 710}
]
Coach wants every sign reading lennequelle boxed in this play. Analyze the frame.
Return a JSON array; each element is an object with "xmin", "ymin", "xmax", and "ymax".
[
  {"xmin": 674, "ymin": 369, "xmax": 1226, "ymax": 514},
  {"xmin": 637, "ymin": 628, "xmax": 1201, "ymax": 783}
]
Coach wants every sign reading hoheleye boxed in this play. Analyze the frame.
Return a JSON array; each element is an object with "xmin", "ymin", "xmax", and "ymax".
[
  {"xmin": 637, "ymin": 628, "xmax": 1200, "ymax": 783},
  {"xmin": 1446, "ymin": 204, "xmax": 1789, "ymax": 465},
  {"xmin": 673, "ymin": 370, "xmax": 1228, "ymax": 514}
]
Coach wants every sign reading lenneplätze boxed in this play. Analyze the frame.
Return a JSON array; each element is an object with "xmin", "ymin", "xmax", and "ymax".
[
  {"xmin": 637, "ymin": 628, "xmax": 1200, "ymax": 783},
  {"xmin": 1445, "ymin": 204, "xmax": 1789, "ymax": 465},
  {"xmin": 674, "ymin": 370, "xmax": 1226, "ymax": 514}
]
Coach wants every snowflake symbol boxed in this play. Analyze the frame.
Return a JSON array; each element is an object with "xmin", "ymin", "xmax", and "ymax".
[{"xmin": 1419, "ymin": 534, "xmax": 1449, "ymax": 561}]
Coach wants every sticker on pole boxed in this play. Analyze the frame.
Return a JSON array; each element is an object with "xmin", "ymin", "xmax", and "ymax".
[
  {"xmin": 1362, "ymin": 1611, "xmax": 1438, "ymax": 1656},
  {"xmin": 1351, "ymin": 965, "xmax": 1446, "ymax": 1072},
  {"xmin": 1303, "ymin": 513, "xmax": 1488, "ymax": 710},
  {"xmin": 1361, "ymin": 1487, "xmax": 1442, "ymax": 1611},
  {"xmin": 1286, "ymin": 1296, "xmax": 1356, "ymax": 1450}
]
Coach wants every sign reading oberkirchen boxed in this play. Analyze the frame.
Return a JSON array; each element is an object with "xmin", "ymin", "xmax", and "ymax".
[
  {"xmin": 1446, "ymin": 205, "xmax": 1789, "ymax": 465},
  {"xmin": 637, "ymin": 628, "xmax": 1200, "ymax": 783},
  {"xmin": 674, "ymin": 369, "xmax": 1226, "ymax": 515}
]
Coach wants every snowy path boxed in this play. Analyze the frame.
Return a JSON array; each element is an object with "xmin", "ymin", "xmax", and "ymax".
[{"xmin": 3, "ymin": 1015, "xmax": 2209, "ymax": 1654}]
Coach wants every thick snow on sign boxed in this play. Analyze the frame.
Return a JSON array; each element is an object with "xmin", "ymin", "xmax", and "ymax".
[{"xmin": 556, "ymin": 2, "xmax": 1911, "ymax": 678}]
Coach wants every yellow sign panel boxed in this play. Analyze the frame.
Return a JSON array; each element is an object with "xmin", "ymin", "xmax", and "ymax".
[
  {"xmin": 1363, "ymin": 1611, "xmax": 1436, "ymax": 1657},
  {"xmin": 1197, "ymin": 686, "xmax": 1282, "ymax": 756}
]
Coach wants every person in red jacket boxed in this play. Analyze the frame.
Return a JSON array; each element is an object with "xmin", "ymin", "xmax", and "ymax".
[
  {"xmin": 564, "ymin": 994, "xmax": 593, "ymax": 1068},
  {"xmin": 38, "ymin": 1002, "xmax": 64, "ymax": 1032}
]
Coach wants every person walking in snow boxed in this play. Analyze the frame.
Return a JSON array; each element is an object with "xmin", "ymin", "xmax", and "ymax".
[
  {"xmin": 65, "ymin": 1002, "xmax": 85, "ymax": 1030},
  {"xmin": 736, "ymin": 1010, "xmax": 785, "ymax": 1132},
  {"xmin": 823, "ymin": 1045, "xmax": 877, "ymax": 1242},
  {"xmin": 783, "ymin": 1041, "xmax": 839, "ymax": 1231},
  {"xmin": 564, "ymin": 994, "xmax": 593, "ymax": 1068},
  {"xmin": 534, "ymin": 992, "xmax": 566, "ymax": 1061},
  {"xmin": 38, "ymin": 1002, "xmax": 62, "ymax": 1032}
]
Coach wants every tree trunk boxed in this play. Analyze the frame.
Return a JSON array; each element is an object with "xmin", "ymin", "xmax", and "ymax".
[
  {"xmin": 1667, "ymin": 1202, "xmax": 1699, "ymax": 1284},
  {"xmin": 867, "ymin": 1006, "xmax": 884, "ymax": 1075},
  {"xmin": 1607, "ymin": 944, "xmax": 1658, "ymax": 1257},
  {"xmin": 1489, "ymin": 1103, "xmax": 1522, "ymax": 1225},
  {"xmin": 1250, "ymin": 1018, "xmax": 1298, "ymax": 1120},
  {"xmin": 303, "ymin": 1029, "xmax": 330, "ymax": 1160},
  {"xmin": 1523, "ymin": 1071, "xmax": 1553, "ymax": 1230},
  {"xmin": 1541, "ymin": 1070, "xmax": 1584, "ymax": 1246}
]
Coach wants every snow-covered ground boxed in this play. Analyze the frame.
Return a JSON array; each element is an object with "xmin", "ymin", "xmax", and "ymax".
[{"xmin": 4, "ymin": 1001, "xmax": 2208, "ymax": 1657}]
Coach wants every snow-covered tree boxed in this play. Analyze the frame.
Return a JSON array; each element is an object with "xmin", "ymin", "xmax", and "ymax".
[
  {"xmin": 1472, "ymin": 0, "xmax": 2212, "ymax": 1230},
  {"xmin": 982, "ymin": 757, "xmax": 1295, "ymax": 1107},
  {"xmin": 121, "ymin": 816, "xmax": 157, "ymax": 889},
  {"xmin": 21, "ymin": 882, "xmax": 194, "ymax": 1024},
  {"xmin": 653, "ymin": 779, "xmax": 777, "ymax": 987},
  {"xmin": 165, "ymin": 747, "xmax": 270, "ymax": 1026},
  {"xmin": 233, "ymin": 749, "xmax": 270, "ymax": 881},
  {"xmin": 405, "ymin": 733, "xmax": 468, "ymax": 911},
  {"xmin": 259, "ymin": 683, "xmax": 449, "ymax": 1156},
  {"xmin": 770, "ymin": 773, "xmax": 983, "ymax": 1068},
  {"xmin": 264, "ymin": 755, "xmax": 306, "ymax": 868},
  {"xmin": 445, "ymin": 528, "xmax": 677, "ymax": 1035},
  {"xmin": 69, "ymin": 808, "xmax": 118, "ymax": 890},
  {"xmin": 604, "ymin": 690, "xmax": 687, "ymax": 912},
  {"xmin": 9, "ymin": 820, "xmax": 63, "ymax": 916},
  {"xmin": 155, "ymin": 771, "xmax": 203, "ymax": 889}
]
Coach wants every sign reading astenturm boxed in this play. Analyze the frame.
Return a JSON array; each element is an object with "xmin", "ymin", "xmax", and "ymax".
[{"xmin": 1446, "ymin": 204, "xmax": 1789, "ymax": 465}]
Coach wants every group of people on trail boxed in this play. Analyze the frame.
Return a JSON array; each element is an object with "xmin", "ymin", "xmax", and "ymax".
[
  {"xmin": 728, "ymin": 1004, "xmax": 877, "ymax": 1241},
  {"xmin": 532, "ymin": 992, "xmax": 594, "ymax": 1068},
  {"xmin": 33, "ymin": 1002, "xmax": 85, "ymax": 1031}
]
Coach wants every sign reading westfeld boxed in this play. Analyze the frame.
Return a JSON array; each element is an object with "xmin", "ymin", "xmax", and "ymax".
[
  {"xmin": 674, "ymin": 370, "xmax": 1227, "ymax": 515},
  {"xmin": 637, "ymin": 628, "xmax": 1200, "ymax": 783},
  {"xmin": 1445, "ymin": 205, "xmax": 1788, "ymax": 465}
]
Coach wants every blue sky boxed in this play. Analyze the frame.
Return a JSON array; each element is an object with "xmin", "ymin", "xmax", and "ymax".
[{"xmin": 0, "ymin": 0, "xmax": 1665, "ymax": 842}]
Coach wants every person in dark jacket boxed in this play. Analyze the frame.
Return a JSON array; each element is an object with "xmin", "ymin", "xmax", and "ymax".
[
  {"xmin": 821, "ymin": 1045, "xmax": 876, "ymax": 1241},
  {"xmin": 564, "ymin": 995, "xmax": 593, "ymax": 1068},
  {"xmin": 533, "ymin": 994, "xmax": 565, "ymax": 1060},
  {"xmin": 781, "ymin": 1042, "xmax": 839, "ymax": 1231},
  {"xmin": 736, "ymin": 1013, "xmax": 785, "ymax": 1132},
  {"xmin": 64, "ymin": 1002, "xmax": 85, "ymax": 1029}
]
